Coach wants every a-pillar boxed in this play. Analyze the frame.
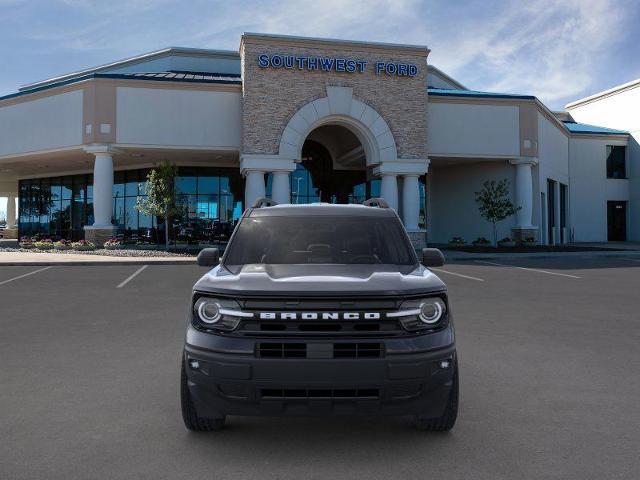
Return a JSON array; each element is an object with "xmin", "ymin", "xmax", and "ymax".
[
  {"xmin": 83, "ymin": 145, "xmax": 117, "ymax": 246},
  {"xmin": 509, "ymin": 157, "xmax": 538, "ymax": 242}
]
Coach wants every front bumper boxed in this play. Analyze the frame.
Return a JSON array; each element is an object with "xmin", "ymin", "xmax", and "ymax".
[{"xmin": 184, "ymin": 324, "xmax": 456, "ymax": 418}]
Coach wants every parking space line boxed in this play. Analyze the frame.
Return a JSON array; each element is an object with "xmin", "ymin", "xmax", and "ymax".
[
  {"xmin": 0, "ymin": 266, "xmax": 53, "ymax": 286},
  {"xmin": 474, "ymin": 260, "xmax": 581, "ymax": 278},
  {"xmin": 116, "ymin": 265, "xmax": 148, "ymax": 289},
  {"xmin": 431, "ymin": 268, "xmax": 484, "ymax": 282}
]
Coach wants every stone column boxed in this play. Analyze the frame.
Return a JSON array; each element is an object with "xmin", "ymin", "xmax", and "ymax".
[
  {"xmin": 6, "ymin": 195, "xmax": 16, "ymax": 228},
  {"xmin": 510, "ymin": 158, "xmax": 538, "ymax": 242},
  {"xmin": 84, "ymin": 145, "xmax": 117, "ymax": 246},
  {"xmin": 271, "ymin": 171, "xmax": 291, "ymax": 204},
  {"xmin": 402, "ymin": 174, "xmax": 421, "ymax": 231},
  {"xmin": 244, "ymin": 170, "xmax": 266, "ymax": 208},
  {"xmin": 380, "ymin": 174, "xmax": 398, "ymax": 211}
]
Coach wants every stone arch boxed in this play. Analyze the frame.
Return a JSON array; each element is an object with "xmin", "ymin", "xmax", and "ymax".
[{"xmin": 278, "ymin": 86, "xmax": 398, "ymax": 166}]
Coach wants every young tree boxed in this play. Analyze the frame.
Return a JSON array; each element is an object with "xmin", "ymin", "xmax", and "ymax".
[
  {"xmin": 136, "ymin": 161, "xmax": 181, "ymax": 250},
  {"xmin": 474, "ymin": 179, "xmax": 520, "ymax": 246}
]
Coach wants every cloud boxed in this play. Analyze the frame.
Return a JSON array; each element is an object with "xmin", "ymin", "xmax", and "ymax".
[
  {"xmin": 1, "ymin": 0, "xmax": 637, "ymax": 108},
  {"xmin": 426, "ymin": 0, "xmax": 633, "ymax": 107}
]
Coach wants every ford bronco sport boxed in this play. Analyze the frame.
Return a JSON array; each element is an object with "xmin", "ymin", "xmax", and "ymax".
[{"xmin": 181, "ymin": 198, "xmax": 458, "ymax": 431}]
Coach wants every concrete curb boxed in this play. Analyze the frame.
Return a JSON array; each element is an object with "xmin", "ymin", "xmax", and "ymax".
[{"xmin": 444, "ymin": 250, "xmax": 640, "ymax": 261}]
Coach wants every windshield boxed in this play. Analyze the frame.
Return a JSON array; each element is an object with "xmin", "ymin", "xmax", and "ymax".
[{"xmin": 223, "ymin": 215, "xmax": 417, "ymax": 273}]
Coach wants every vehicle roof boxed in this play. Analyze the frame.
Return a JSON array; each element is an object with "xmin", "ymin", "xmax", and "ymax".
[{"xmin": 247, "ymin": 203, "xmax": 396, "ymax": 217}]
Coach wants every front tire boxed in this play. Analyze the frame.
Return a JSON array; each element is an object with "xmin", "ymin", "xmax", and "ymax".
[
  {"xmin": 181, "ymin": 358, "xmax": 226, "ymax": 432},
  {"xmin": 415, "ymin": 358, "xmax": 459, "ymax": 432}
]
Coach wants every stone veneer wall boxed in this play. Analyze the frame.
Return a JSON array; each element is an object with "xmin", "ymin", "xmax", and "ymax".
[{"xmin": 241, "ymin": 37, "xmax": 428, "ymax": 160}]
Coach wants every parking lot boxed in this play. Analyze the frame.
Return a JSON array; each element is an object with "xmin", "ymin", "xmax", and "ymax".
[{"xmin": 1, "ymin": 256, "xmax": 639, "ymax": 480}]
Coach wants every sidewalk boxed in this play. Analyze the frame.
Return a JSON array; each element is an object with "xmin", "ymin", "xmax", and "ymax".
[
  {"xmin": 0, "ymin": 251, "xmax": 196, "ymax": 266},
  {"xmin": 443, "ymin": 249, "xmax": 640, "ymax": 261}
]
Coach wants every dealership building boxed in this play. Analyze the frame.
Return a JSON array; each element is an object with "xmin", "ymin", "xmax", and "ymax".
[{"xmin": 0, "ymin": 33, "xmax": 637, "ymax": 247}]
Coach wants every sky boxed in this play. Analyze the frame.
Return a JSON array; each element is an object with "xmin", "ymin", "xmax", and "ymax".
[
  {"xmin": 1, "ymin": 0, "xmax": 639, "ymax": 108},
  {"xmin": 1, "ymin": 0, "xmax": 640, "ymax": 216}
]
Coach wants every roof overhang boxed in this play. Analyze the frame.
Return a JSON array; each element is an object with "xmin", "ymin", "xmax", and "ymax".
[{"xmin": 19, "ymin": 47, "xmax": 240, "ymax": 93}]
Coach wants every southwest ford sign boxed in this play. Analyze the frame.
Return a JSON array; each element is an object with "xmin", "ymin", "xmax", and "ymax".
[{"xmin": 257, "ymin": 54, "xmax": 418, "ymax": 77}]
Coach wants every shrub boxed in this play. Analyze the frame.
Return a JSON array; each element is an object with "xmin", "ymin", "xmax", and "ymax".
[
  {"xmin": 472, "ymin": 237, "xmax": 491, "ymax": 245},
  {"xmin": 71, "ymin": 240, "xmax": 96, "ymax": 251},
  {"xmin": 33, "ymin": 239, "xmax": 54, "ymax": 250},
  {"xmin": 103, "ymin": 238, "xmax": 123, "ymax": 250},
  {"xmin": 54, "ymin": 239, "xmax": 73, "ymax": 250},
  {"xmin": 448, "ymin": 236, "xmax": 466, "ymax": 246},
  {"xmin": 19, "ymin": 236, "xmax": 35, "ymax": 249}
]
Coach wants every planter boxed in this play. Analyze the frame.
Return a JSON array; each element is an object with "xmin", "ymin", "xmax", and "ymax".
[
  {"xmin": 498, "ymin": 241, "xmax": 516, "ymax": 247},
  {"xmin": 33, "ymin": 243, "xmax": 54, "ymax": 250},
  {"xmin": 54, "ymin": 245, "xmax": 72, "ymax": 251},
  {"xmin": 522, "ymin": 241, "xmax": 538, "ymax": 247}
]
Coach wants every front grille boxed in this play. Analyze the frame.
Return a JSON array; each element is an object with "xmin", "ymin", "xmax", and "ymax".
[
  {"xmin": 258, "ymin": 343, "xmax": 306, "ymax": 358},
  {"xmin": 257, "ymin": 342, "xmax": 384, "ymax": 359},
  {"xmin": 333, "ymin": 343, "xmax": 384, "ymax": 358},
  {"xmin": 261, "ymin": 388, "xmax": 380, "ymax": 399},
  {"xmin": 239, "ymin": 319, "xmax": 402, "ymax": 336}
]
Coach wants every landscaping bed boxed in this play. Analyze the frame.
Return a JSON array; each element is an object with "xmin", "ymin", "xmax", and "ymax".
[
  {"xmin": 0, "ymin": 247, "xmax": 195, "ymax": 257},
  {"xmin": 440, "ymin": 245, "xmax": 625, "ymax": 253}
]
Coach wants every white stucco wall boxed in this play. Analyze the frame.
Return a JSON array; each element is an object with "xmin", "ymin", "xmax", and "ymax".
[
  {"xmin": 0, "ymin": 90, "xmax": 83, "ymax": 156},
  {"xmin": 568, "ymin": 137, "xmax": 629, "ymax": 242},
  {"xmin": 568, "ymin": 85, "xmax": 639, "ymax": 241},
  {"xmin": 115, "ymin": 87, "xmax": 242, "ymax": 148},
  {"xmin": 428, "ymin": 161, "xmax": 517, "ymax": 244},
  {"xmin": 427, "ymin": 102, "xmax": 520, "ymax": 157},
  {"xmin": 536, "ymin": 113, "xmax": 569, "ymax": 243}
]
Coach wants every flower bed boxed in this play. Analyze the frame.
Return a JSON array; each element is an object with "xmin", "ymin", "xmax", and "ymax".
[
  {"xmin": 70, "ymin": 240, "xmax": 96, "ymax": 251},
  {"xmin": 103, "ymin": 238, "xmax": 123, "ymax": 250}
]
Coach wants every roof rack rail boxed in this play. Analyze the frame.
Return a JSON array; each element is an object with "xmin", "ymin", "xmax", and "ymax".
[
  {"xmin": 362, "ymin": 198, "xmax": 389, "ymax": 208},
  {"xmin": 252, "ymin": 197, "xmax": 279, "ymax": 208}
]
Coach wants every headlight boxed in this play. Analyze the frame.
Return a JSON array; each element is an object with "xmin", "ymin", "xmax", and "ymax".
[
  {"xmin": 192, "ymin": 296, "xmax": 250, "ymax": 331},
  {"xmin": 195, "ymin": 298, "xmax": 221, "ymax": 324},
  {"xmin": 390, "ymin": 296, "xmax": 447, "ymax": 331},
  {"xmin": 419, "ymin": 298, "xmax": 446, "ymax": 324}
]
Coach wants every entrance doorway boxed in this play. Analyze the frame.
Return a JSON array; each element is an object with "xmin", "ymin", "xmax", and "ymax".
[
  {"xmin": 284, "ymin": 124, "xmax": 380, "ymax": 204},
  {"xmin": 607, "ymin": 201, "xmax": 627, "ymax": 241}
]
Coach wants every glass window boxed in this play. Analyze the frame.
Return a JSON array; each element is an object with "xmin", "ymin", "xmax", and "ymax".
[
  {"xmin": 125, "ymin": 197, "xmax": 138, "ymax": 232},
  {"xmin": 224, "ymin": 215, "xmax": 418, "ymax": 274},
  {"xmin": 176, "ymin": 174, "xmax": 197, "ymax": 194},
  {"xmin": 62, "ymin": 177, "xmax": 73, "ymax": 200},
  {"xmin": 125, "ymin": 171, "xmax": 139, "ymax": 197},
  {"xmin": 606, "ymin": 146, "xmax": 626, "ymax": 179},
  {"xmin": 113, "ymin": 171, "xmax": 125, "ymax": 199},
  {"xmin": 18, "ymin": 167, "xmax": 244, "ymax": 245},
  {"xmin": 198, "ymin": 175, "xmax": 219, "ymax": 195}
]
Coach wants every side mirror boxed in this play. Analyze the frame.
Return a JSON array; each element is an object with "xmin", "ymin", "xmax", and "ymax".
[
  {"xmin": 197, "ymin": 248, "xmax": 220, "ymax": 267},
  {"xmin": 421, "ymin": 248, "xmax": 445, "ymax": 267}
]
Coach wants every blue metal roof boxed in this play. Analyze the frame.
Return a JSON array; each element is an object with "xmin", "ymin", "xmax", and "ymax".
[
  {"xmin": 0, "ymin": 71, "xmax": 242, "ymax": 102},
  {"xmin": 562, "ymin": 121, "xmax": 628, "ymax": 135},
  {"xmin": 428, "ymin": 87, "xmax": 535, "ymax": 100}
]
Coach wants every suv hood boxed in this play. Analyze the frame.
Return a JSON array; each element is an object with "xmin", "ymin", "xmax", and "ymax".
[{"xmin": 193, "ymin": 264, "xmax": 446, "ymax": 297}]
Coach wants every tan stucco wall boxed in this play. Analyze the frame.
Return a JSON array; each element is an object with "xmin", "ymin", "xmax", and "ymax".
[{"xmin": 240, "ymin": 35, "xmax": 428, "ymax": 160}]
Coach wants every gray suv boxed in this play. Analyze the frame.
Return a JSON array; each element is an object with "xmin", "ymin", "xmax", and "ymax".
[{"xmin": 181, "ymin": 199, "xmax": 458, "ymax": 431}]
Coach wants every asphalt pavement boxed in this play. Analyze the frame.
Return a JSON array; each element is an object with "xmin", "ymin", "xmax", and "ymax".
[{"xmin": 1, "ymin": 257, "xmax": 639, "ymax": 479}]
